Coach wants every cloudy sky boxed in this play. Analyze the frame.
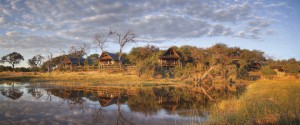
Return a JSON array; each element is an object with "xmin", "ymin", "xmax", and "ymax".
[{"xmin": 0, "ymin": 0, "xmax": 299, "ymax": 67}]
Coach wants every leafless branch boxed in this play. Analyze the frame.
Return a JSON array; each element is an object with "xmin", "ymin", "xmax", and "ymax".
[
  {"xmin": 108, "ymin": 29, "xmax": 137, "ymax": 68},
  {"xmin": 94, "ymin": 33, "xmax": 108, "ymax": 52}
]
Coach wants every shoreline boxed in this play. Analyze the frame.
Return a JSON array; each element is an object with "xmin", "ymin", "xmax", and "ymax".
[
  {"xmin": 0, "ymin": 71, "xmax": 183, "ymax": 86},
  {"xmin": 1, "ymin": 71, "xmax": 299, "ymax": 84}
]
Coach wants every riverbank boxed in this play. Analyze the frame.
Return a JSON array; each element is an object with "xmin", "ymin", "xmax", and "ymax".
[
  {"xmin": 1, "ymin": 71, "xmax": 300, "ymax": 124},
  {"xmin": 0, "ymin": 71, "xmax": 182, "ymax": 85},
  {"xmin": 208, "ymin": 80, "xmax": 300, "ymax": 124}
]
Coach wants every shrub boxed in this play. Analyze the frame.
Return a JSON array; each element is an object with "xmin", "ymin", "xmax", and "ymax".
[{"xmin": 261, "ymin": 66, "xmax": 277, "ymax": 79}]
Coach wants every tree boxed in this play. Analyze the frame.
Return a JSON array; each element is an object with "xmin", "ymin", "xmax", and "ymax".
[
  {"xmin": 28, "ymin": 54, "xmax": 44, "ymax": 68},
  {"xmin": 0, "ymin": 52, "xmax": 24, "ymax": 69},
  {"xmin": 94, "ymin": 33, "xmax": 108, "ymax": 52},
  {"xmin": 128, "ymin": 45, "xmax": 159, "ymax": 64},
  {"xmin": 285, "ymin": 58, "xmax": 300, "ymax": 75},
  {"xmin": 87, "ymin": 54, "xmax": 99, "ymax": 66},
  {"xmin": 109, "ymin": 29, "xmax": 137, "ymax": 68},
  {"xmin": 69, "ymin": 45, "xmax": 88, "ymax": 67},
  {"xmin": 0, "ymin": 83, "xmax": 23, "ymax": 100},
  {"xmin": 46, "ymin": 51, "xmax": 53, "ymax": 72}
]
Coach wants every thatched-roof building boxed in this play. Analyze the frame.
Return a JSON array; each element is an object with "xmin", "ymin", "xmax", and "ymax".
[
  {"xmin": 158, "ymin": 47, "xmax": 182, "ymax": 67},
  {"xmin": 63, "ymin": 57, "xmax": 85, "ymax": 66},
  {"xmin": 98, "ymin": 51, "xmax": 123, "ymax": 66},
  {"xmin": 61, "ymin": 56, "xmax": 92, "ymax": 70}
]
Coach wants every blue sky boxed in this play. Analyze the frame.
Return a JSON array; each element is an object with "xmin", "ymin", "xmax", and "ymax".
[{"xmin": 0, "ymin": 0, "xmax": 299, "ymax": 67}]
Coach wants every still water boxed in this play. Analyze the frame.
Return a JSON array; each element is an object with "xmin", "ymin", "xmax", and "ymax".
[{"xmin": 0, "ymin": 81, "xmax": 209, "ymax": 125}]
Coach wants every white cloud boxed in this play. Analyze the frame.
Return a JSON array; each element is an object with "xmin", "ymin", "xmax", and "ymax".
[
  {"xmin": 0, "ymin": 17, "xmax": 6, "ymax": 24},
  {"xmin": 5, "ymin": 31, "xmax": 19, "ymax": 36},
  {"xmin": 0, "ymin": 0, "xmax": 291, "ymax": 61}
]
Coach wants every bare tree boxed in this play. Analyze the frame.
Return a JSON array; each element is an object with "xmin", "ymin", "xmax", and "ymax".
[
  {"xmin": 46, "ymin": 51, "xmax": 53, "ymax": 73},
  {"xmin": 109, "ymin": 29, "xmax": 137, "ymax": 68},
  {"xmin": 59, "ymin": 48, "xmax": 67, "ymax": 68},
  {"xmin": 69, "ymin": 44, "xmax": 89, "ymax": 67},
  {"xmin": 94, "ymin": 33, "xmax": 108, "ymax": 52}
]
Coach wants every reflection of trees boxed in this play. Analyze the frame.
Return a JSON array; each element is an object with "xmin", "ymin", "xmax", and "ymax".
[
  {"xmin": 127, "ymin": 88, "xmax": 161, "ymax": 115},
  {"xmin": 152, "ymin": 86, "xmax": 207, "ymax": 116},
  {"xmin": 48, "ymin": 89, "xmax": 88, "ymax": 110},
  {"xmin": 0, "ymin": 83, "xmax": 23, "ymax": 100},
  {"xmin": 27, "ymin": 83, "xmax": 43, "ymax": 99},
  {"xmin": 27, "ymin": 88, "xmax": 43, "ymax": 99},
  {"xmin": 92, "ymin": 107, "xmax": 103, "ymax": 124},
  {"xmin": 48, "ymin": 87, "xmax": 135, "ymax": 124},
  {"xmin": 116, "ymin": 96, "xmax": 135, "ymax": 125},
  {"xmin": 44, "ymin": 84, "xmax": 209, "ymax": 123}
]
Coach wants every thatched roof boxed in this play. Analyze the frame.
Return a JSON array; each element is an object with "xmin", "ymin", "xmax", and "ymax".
[
  {"xmin": 98, "ymin": 97, "xmax": 118, "ymax": 107},
  {"xmin": 99, "ymin": 51, "xmax": 124, "ymax": 62},
  {"xmin": 63, "ymin": 56, "xmax": 92, "ymax": 65},
  {"xmin": 159, "ymin": 47, "xmax": 181, "ymax": 60}
]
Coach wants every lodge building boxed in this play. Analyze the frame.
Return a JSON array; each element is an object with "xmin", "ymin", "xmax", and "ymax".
[{"xmin": 158, "ymin": 47, "xmax": 182, "ymax": 68}]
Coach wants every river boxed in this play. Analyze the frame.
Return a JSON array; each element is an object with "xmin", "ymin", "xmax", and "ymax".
[{"xmin": 0, "ymin": 81, "xmax": 212, "ymax": 125}]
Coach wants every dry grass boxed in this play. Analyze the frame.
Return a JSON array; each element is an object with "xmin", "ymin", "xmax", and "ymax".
[
  {"xmin": 208, "ymin": 80, "xmax": 300, "ymax": 125},
  {"xmin": 0, "ymin": 71, "xmax": 182, "ymax": 85}
]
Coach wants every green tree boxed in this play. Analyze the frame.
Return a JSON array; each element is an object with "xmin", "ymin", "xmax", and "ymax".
[
  {"xmin": 28, "ymin": 54, "xmax": 44, "ymax": 68},
  {"xmin": 0, "ymin": 52, "xmax": 24, "ymax": 69},
  {"xmin": 285, "ymin": 58, "xmax": 299, "ymax": 76},
  {"xmin": 128, "ymin": 45, "xmax": 159, "ymax": 64},
  {"xmin": 87, "ymin": 53, "xmax": 99, "ymax": 66}
]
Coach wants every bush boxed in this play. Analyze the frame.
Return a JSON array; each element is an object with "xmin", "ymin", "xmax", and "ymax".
[
  {"xmin": 261, "ymin": 66, "xmax": 277, "ymax": 79},
  {"xmin": 0, "ymin": 65, "xmax": 13, "ymax": 72},
  {"xmin": 237, "ymin": 68, "xmax": 249, "ymax": 80},
  {"xmin": 14, "ymin": 67, "xmax": 31, "ymax": 72}
]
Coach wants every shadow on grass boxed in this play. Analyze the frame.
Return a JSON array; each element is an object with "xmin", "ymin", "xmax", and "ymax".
[{"xmin": 0, "ymin": 76, "xmax": 34, "ymax": 82}]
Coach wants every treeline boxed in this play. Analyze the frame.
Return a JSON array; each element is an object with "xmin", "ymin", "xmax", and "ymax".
[
  {"xmin": 126, "ymin": 44, "xmax": 299, "ymax": 80},
  {"xmin": 39, "ymin": 43, "xmax": 300, "ymax": 81},
  {"xmin": 0, "ymin": 65, "xmax": 30, "ymax": 72},
  {"xmin": 1, "ymin": 43, "xmax": 300, "ymax": 80}
]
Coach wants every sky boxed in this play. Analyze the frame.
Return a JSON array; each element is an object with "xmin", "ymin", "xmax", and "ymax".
[{"xmin": 0, "ymin": 0, "xmax": 299, "ymax": 67}]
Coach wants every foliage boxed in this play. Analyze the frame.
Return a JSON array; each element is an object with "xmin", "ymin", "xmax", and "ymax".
[
  {"xmin": 261, "ymin": 66, "xmax": 277, "ymax": 79},
  {"xmin": 28, "ymin": 54, "xmax": 44, "ymax": 72},
  {"xmin": 87, "ymin": 53, "xmax": 99, "ymax": 66},
  {"xmin": 237, "ymin": 67, "xmax": 249, "ymax": 80},
  {"xmin": 128, "ymin": 45, "xmax": 161, "ymax": 77},
  {"xmin": 284, "ymin": 58, "xmax": 300, "ymax": 75},
  {"xmin": 40, "ymin": 55, "xmax": 64, "ymax": 71},
  {"xmin": 127, "ymin": 88, "xmax": 161, "ymax": 115},
  {"xmin": 0, "ymin": 52, "xmax": 24, "ymax": 69},
  {"xmin": 0, "ymin": 65, "xmax": 13, "ymax": 72},
  {"xmin": 128, "ymin": 45, "xmax": 159, "ymax": 65}
]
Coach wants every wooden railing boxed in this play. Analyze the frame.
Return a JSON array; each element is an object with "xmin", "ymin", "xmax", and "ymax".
[{"xmin": 58, "ymin": 65, "xmax": 136, "ymax": 71}]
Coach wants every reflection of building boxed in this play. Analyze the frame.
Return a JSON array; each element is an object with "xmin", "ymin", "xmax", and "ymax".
[
  {"xmin": 158, "ymin": 47, "xmax": 182, "ymax": 68},
  {"xmin": 98, "ymin": 97, "xmax": 118, "ymax": 107},
  {"xmin": 45, "ymin": 84, "xmax": 206, "ymax": 115}
]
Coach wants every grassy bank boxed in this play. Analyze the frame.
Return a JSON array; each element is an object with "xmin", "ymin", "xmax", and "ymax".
[
  {"xmin": 208, "ymin": 80, "xmax": 300, "ymax": 124},
  {"xmin": 0, "ymin": 71, "xmax": 182, "ymax": 85}
]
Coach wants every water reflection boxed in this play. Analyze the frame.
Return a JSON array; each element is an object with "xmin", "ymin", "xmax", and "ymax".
[
  {"xmin": 0, "ymin": 82, "xmax": 23, "ymax": 100},
  {"xmin": 0, "ymin": 82, "xmax": 209, "ymax": 124}
]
